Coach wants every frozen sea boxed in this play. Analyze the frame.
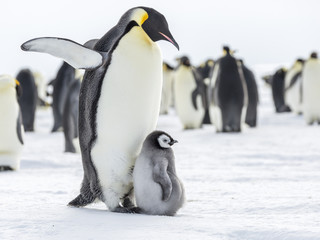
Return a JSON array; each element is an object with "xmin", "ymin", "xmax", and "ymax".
[{"xmin": 1, "ymin": 66, "xmax": 320, "ymax": 240}]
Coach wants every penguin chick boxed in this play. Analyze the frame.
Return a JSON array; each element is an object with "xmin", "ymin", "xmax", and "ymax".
[{"xmin": 133, "ymin": 131, "xmax": 185, "ymax": 216}]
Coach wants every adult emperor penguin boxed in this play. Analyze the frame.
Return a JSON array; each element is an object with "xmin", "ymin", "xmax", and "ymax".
[
  {"xmin": 133, "ymin": 131, "xmax": 185, "ymax": 216},
  {"xmin": 160, "ymin": 62, "xmax": 174, "ymax": 115},
  {"xmin": 271, "ymin": 68, "xmax": 291, "ymax": 113},
  {"xmin": 21, "ymin": 6, "xmax": 179, "ymax": 212},
  {"xmin": 174, "ymin": 56, "xmax": 206, "ymax": 129},
  {"xmin": 196, "ymin": 59, "xmax": 215, "ymax": 124},
  {"xmin": 239, "ymin": 59, "xmax": 259, "ymax": 127},
  {"xmin": 209, "ymin": 46, "xmax": 248, "ymax": 132},
  {"xmin": 16, "ymin": 69, "xmax": 38, "ymax": 132},
  {"xmin": 62, "ymin": 77, "xmax": 81, "ymax": 153},
  {"xmin": 302, "ymin": 52, "xmax": 320, "ymax": 125},
  {"xmin": 285, "ymin": 59, "xmax": 304, "ymax": 114},
  {"xmin": 0, "ymin": 75, "xmax": 24, "ymax": 171},
  {"xmin": 51, "ymin": 62, "xmax": 76, "ymax": 132}
]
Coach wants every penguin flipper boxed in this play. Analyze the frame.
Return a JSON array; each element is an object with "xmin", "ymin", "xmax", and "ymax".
[
  {"xmin": 191, "ymin": 89, "xmax": 199, "ymax": 110},
  {"xmin": 16, "ymin": 109, "xmax": 24, "ymax": 145},
  {"xmin": 152, "ymin": 158, "xmax": 172, "ymax": 202},
  {"xmin": 21, "ymin": 37, "xmax": 103, "ymax": 70}
]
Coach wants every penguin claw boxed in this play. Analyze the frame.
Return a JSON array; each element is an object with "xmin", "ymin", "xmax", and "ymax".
[{"xmin": 113, "ymin": 206, "xmax": 141, "ymax": 214}]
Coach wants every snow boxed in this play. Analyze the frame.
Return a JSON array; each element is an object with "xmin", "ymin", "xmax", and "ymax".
[{"xmin": 1, "ymin": 67, "xmax": 320, "ymax": 240}]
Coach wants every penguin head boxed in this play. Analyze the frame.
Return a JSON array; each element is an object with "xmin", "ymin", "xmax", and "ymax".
[
  {"xmin": 310, "ymin": 52, "xmax": 318, "ymax": 59},
  {"xmin": 145, "ymin": 130, "xmax": 178, "ymax": 149},
  {"xmin": 176, "ymin": 56, "xmax": 191, "ymax": 67},
  {"xmin": 131, "ymin": 7, "xmax": 179, "ymax": 50}
]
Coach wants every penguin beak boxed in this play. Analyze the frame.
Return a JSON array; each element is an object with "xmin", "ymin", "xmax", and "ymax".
[
  {"xmin": 159, "ymin": 32, "xmax": 179, "ymax": 50},
  {"xmin": 169, "ymin": 139, "xmax": 178, "ymax": 146}
]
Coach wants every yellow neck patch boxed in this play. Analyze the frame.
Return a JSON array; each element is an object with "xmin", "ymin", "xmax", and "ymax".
[
  {"xmin": 15, "ymin": 79, "xmax": 20, "ymax": 86},
  {"xmin": 140, "ymin": 12, "xmax": 148, "ymax": 25}
]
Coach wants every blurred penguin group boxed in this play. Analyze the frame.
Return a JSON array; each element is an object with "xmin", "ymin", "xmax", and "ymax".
[
  {"xmin": 161, "ymin": 45, "xmax": 259, "ymax": 132},
  {"xmin": 264, "ymin": 52, "xmax": 320, "ymax": 125}
]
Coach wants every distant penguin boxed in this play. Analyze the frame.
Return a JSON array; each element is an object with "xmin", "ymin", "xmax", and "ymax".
[
  {"xmin": 133, "ymin": 131, "xmax": 185, "ymax": 216},
  {"xmin": 16, "ymin": 69, "xmax": 38, "ymax": 132},
  {"xmin": 271, "ymin": 68, "xmax": 291, "ymax": 113},
  {"xmin": 22, "ymin": 6, "xmax": 179, "ymax": 212},
  {"xmin": 51, "ymin": 62, "xmax": 76, "ymax": 132},
  {"xmin": 196, "ymin": 59, "xmax": 215, "ymax": 124},
  {"xmin": 302, "ymin": 52, "xmax": 320, "ymax": 125},
  {"xmin": 160, "ymin": 62, "xmax": 174, "ymax": 115},
  {"xmin": 174, "ymin": 56, "xmax": 206, "ymax": 129},
  {"xmin": 62, "ymin": 78, "xmax": 81, "ymax": 153},
  {"xmin": 284, "ymin": 59, "xmax": 304, "ymax": 115},
  {"xmin": 239, "ymin": 59, "xmax": 259, "ymax": 127},
  {"xmin": 33, "ymin": 71, "xmax": 49, "ymax": 107},
  {"xmin": 0, "ymin": 75, "xmax": 24, "ymax": 171},
  {"xmin": 209, "ymin": 46, "xmax": 248, "ymax": 132}
]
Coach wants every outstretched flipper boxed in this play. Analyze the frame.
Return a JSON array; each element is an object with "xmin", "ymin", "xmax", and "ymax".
[
  {"xmin": 152, "ymin": 158, "xmax": 172, "ymax": 202},
  {"xmin": 21, "ymin": 37, "xmax": 104, "ymax": 70}
]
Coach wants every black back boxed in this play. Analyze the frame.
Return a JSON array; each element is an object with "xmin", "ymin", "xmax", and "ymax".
[
  {"xmin": 271, "ymin": 68, "xmax": 291, "ymax": 113},
  {"xmin": 241, "ymin": 62, "xmax": 259, "ymax": 127},
  {"xmin": 51, "ymin": 62, "xmax": 75, "ymax": 132},
  {"xmin": 63, "ymin": 79, "xmax": 81, "ymax": 153},
  {"xmin": 213, "ymin": 53, "xmax": 245, "ymax": 132},
  {"xmin": 16, "ymin": 69, "xmax": 37, "ymax": 132}
]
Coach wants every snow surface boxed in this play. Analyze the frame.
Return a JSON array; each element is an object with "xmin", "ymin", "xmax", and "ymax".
[{"xmin": 1, "ymin": 68, "xmax": 320, "ymax": 240}]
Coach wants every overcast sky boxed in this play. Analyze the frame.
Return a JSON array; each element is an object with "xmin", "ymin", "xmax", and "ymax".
[{"xmin": 1, "ymin": 0, "xmax": 320, "ymax": 80}]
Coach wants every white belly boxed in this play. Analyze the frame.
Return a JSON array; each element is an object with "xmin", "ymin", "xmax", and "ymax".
[
  {"xmin": 174, "ymin": 66, "xmax": 204, "ymax": 129},
  {"xmin": 302, "ymin": 60, "xmax": 320, "ymax": 122},
  {"xmin": 91, "ymin": 27, "xmax": 162, "ymax": 208},
  {"xmin": 0, "ymin": 89, "xmax": 24, "ymax": 170}
]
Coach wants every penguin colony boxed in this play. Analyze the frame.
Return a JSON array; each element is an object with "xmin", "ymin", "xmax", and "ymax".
[
  {"xmin": 264, "ymin": 52, "xmax": 320, "ymax": 125},
  {"xmin": 0, "ymin": 6, "xmax": 319, "ymax": 217}
]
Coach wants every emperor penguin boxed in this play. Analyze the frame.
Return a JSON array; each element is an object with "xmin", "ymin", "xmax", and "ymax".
[
  {"xmin": 16, "ymin": 69, "xmax": 38, "ymax": 132},
  {"xmin": 239, "ymin": 59, "xmax": 259, "ymax": 127},
  {"xmin": 51, "ymin": 62, "xmax": 76, "ymax": 132},
  {"xmin": 284, "ymin": 59, "xmax": 304, "ymax": 114},
  {"xmin": 174, "ymin": 56, "xmax": 206, "ymax": 129},
  {"xmin": 133, "ymin": 131, "xmax": 185, "ymax": 216},
  {"xmin": 0, "ymin": 75, "xmax": 24, "ymax": 171},
  {"xmin": 209, "ymin": 46, "xmax": 248, "ymax": 132},
  {"xmin": 62, "ymin": 74, "xmax": 82, "ymax": 153},
  {"xmin": 160, "ymin": 62, "xmax": 174, "ymax": 115},
  {"xmin": 302, "ymin": 52, "xmax": 320, "ymax": 125},
  {"xmin": 271, "ymin": 68, "xmax": 291, "ymax": 113},
  {"xmin": 33, "ymin": 71, "xmax": 49, "ymax": 107},
  {"xmin": 196, "ymin": 59, "xmax": 215, "ymax": 124},
  {"xmin": 21, "ymin": 6, "xmax": 179, "ymax": 212}
]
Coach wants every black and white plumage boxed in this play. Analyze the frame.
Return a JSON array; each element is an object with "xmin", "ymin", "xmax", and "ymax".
[
  {"xmin": 0, "ymin": 75, "xmax": 24, "ymax": 171},
  {"xmin": 21, "ymin": 6, "xmax": 179, "ymax": 212},
  {"xmin": 133, "ymin": 131, "xmax": 185, "ymax": 216}
]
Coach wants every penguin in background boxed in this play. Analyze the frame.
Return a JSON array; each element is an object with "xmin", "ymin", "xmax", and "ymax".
[
  {"xmin": 16, "ymin": 68, "xmax": 38, "ymax": 132},
  {"xmin": 209, "ymin": 46, "xmax": 248, "ymax": 132},
  {"xmin": 33, "ymin": 71, "xmax": 49, "ymax": 107},
  {"xmin": 271, "ymin": 68, "xmax": 291, "ymax": 113},
  {"xmin": 160, "ymin": 62, "xmax": 175, "ymax": 115},
  {"xmin": 239, "ymin": 59, "xmax": 259, "ymax": 127},
  {"xmin": 51, "ymin": 62, "xmax": 76, "ymax": 132},
  {"xmin": 174, "ymin": 56, "xmax": 207, "ymax": 129},
  {"xmin": 284, "ymin": 59, "xmax": 304, "ymax": 115},
  {"xmin": 62, "ymin": 70, "xmax": 83, "ymax": 153},
  {"xmin": 196, "ymin": 59, "xmax": 215, "ymax": 124},
  {"xmin": 302, "ymin": 52, "xmax": 320, "ymax": 125},
  {"xmin": 0, "ymin": 75, "xmax": 24, "ymax": 171},
  {"xmin": 22, "ymin": 6, "xmax": 179, "ymax": 212}
]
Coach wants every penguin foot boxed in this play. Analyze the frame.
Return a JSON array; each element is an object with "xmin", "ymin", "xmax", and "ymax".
[
  {"xmin": 0, "ymin": 166, "xmax": 14, "ymax": 171},
  {"xmin": 68, "ymin": 194, "xmax": 95, "ymax": 207},
  {"xmin": 113, "ymin": 206, "xmax": 141, "ymax": 214}
]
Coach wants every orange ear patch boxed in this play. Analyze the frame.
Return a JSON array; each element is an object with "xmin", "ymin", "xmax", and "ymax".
[
  {"xmin": 140, "ymin": 12, "xmax": 148, "ymax": 25},
  {"xmin": 15, "ymin": 79, "xmax": 20, "ymax": 86}
]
